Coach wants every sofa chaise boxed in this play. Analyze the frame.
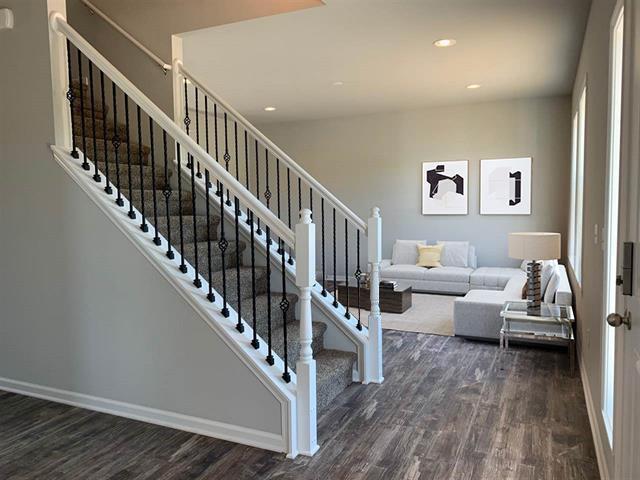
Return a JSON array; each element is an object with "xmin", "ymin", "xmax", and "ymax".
[{"xmin": 380, "ymin": 240, "xmax": 573, "ymax": 340}]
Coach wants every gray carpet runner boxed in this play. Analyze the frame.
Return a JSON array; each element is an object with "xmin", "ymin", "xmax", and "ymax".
[{"xmin": 71, "ymin": 82, "xmax": 356, "ymax": 412}]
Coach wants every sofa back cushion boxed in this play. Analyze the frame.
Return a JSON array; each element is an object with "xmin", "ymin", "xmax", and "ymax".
[
  {"xmin": 417, "ymin": 244, "xmax": 443, "ymax": 268},
  {"xmin": 391, "ymin": 240, "xmax": 425, "ymax": 265},
  {"xmin": 437, "ymin": 241, "xmax": 470, "ymax": 267}
]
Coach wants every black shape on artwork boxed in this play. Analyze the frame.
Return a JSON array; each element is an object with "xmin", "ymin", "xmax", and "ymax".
[
  {"xmin": 509, "ymin": 171, "xmax": 522, "ymax": 206},
  {"xmin": 426, "ymin": 165, "xmax": 464, "ymax": 198}
]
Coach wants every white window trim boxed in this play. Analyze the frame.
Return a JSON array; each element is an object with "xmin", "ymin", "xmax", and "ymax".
[{"xmin": 569, "ymin": 79, "xmax": 587, "ymax": 284}]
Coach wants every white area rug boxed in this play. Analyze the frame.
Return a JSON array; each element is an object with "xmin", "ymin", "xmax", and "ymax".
[{"xmin": 361, "ymin": 293, "xmax": 456, "ymax": 336}]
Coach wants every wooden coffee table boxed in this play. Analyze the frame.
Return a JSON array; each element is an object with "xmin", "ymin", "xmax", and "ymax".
[{"xmin": 336, "ymin": 282, "xmax": 412, "ymax": 314}]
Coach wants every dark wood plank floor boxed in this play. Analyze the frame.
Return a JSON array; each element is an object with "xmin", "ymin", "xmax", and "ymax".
[{"xmin": 0, "ymin": 331, "xmax": 599, "ymax": 479}]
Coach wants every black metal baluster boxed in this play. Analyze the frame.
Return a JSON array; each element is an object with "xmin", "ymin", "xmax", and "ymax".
[
  {"xmin": 205, "ymin": 170, "xmax": 214, "ymax": 302},
  {"xmin": 250, "ymin": 210, "xmax": 259, "ymax": 349},
  {"xmin": 136, "ymin": 105, "xmax": 147, "ymax": 232},
  {"xmin": 321, "ymin": 198, "xmax": 327, "ymax": 296},
  {"xmin": 298, "ymin": 177, "xmax": 302, "ymax": 215},
  {"xmin": 88, "ymin": 62, "xmax": 101, "ymax": 183},
  {"xmin": 162, "ymin": 131, "xmax": 174, "ymax": 260},
  {"xmin": 332, "ymin": 208, "xmax": 339, "ymax": 308},
  {"xmin": 99, "ymin": 71, "xmax": 112, "ymax": 194},
  {"xmin": 280, "ymin": 247, "xmax": 291, "ymax": 383},
  {"xmin": 124, "ymin": 95, "xmax": 135, "ymax": 219},
  {"xmin": 77, "ymin": 51, "xmax": 89, "ymax": 170},
  {"xmin": 264, "ymin": 149, "xmax": 272, "ymax": 245},
  {"xmin": 204, "ymin": 95, "xmax": 212, "ymax": 188},
  {"xmin": 254, "ymin": 140, "xmax": 262, "ymax": 235},
  {"xmin": 176, "ymin": 144, "xmax": 187, "ymax": 273},
  {"xmin": 234, "ymin": 197, "xmax": 243, "ymax": 332},
  {"xmin": 245, "ymin": 130, "xmax": 251, "ymax": 224},
  {"xmin": 214, "ymin": 103, "xmax": 221, "ymax": 196},
  {"xmin": 149, "ymin": 119, "xmax": 160, "ymax": 245},
  {"xmin": 355, "ymin": 229, "xmax": 363, "ymax": 330},
  {"xmin": 111, "ymin": 82, "xmax": 124, "ymax": 207},
  {"xmin": 344, "ymin": 219, "xmax": 351, "ymax": 319},
  {"xmin": 183, "ymin": 78, "xmax": 191, "ymax": 168},
  {"xmin": 65, "ymin": 40, "xmax": 79, "ymax": 159},
  {"xmin": 309, "ymin": 187, "xmax": 313, "ymax": 220},
  {"xmin": 287, "ymin": 169, "xmax": 294, "ymax": 265},
  {"xmin": 190, "ymin": 146, "xmax": 201, "ymax": 288},
  {"xmin": 265, "ymin": 226, "xmax": 274, "ymax": 365},
  {"xmin": 234, "ymin": 122, "xmax": 240, "ymax": 185},
  {"xmin": 223, "ymin": 113, "xmax": 232, "ymax": 206},
  {"xmin": 276, "ymin": 158, "xmax": 282, "ymax": 254},
  {"xmin": 194, "ymin": 87, "xmax": 201, "ymax": 178},
  {"xmin": 218, "ymin": 182, "xmax": 230, "ymax": 317}
]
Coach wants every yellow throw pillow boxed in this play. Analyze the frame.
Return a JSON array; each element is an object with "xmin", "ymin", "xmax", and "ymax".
[{"xmin": 416, "ymin": 244, "xmax": 443, "ymax": 268}]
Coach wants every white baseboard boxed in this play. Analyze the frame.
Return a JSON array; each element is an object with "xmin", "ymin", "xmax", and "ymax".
[
  {"xmin": 0, "ymin": 376, "xmax": 286, "ymax": 454},
  {"xmin": 578, "ymin": 349, "xmax": 609, "ymax": 480}
]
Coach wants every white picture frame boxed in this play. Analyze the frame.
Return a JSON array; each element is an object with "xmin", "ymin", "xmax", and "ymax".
[
  {"xmin": 422, "ymin": 160, "xmax": 468, "ymax": 215},
  {"xmin": 480, "ymin": 157, "xmax": 532, "ymax": 215}
]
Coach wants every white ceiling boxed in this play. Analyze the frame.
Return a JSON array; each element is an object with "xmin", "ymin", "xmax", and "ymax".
[{"xmin": 181, "ymin": 0, "xmax": 591, "ymax": 124}]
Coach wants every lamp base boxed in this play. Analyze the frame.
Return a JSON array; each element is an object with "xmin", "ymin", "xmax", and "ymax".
[{"xmin": 526, "ymin": 260, "xmax": 542, "ymax": 315}]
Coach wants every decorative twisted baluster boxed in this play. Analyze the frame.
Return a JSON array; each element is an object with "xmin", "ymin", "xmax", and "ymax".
[
  {"xmin": 344, "ymin": 219, "xmax": 351, "ymax": 319},
  {"xmin": 124, "ymin": 95, "xmax": 135, "ymax": 219},
  {"xmin": 280, "ymin": 246, "xmax": 291, "ymax": 383},
  {"xmin": 194, "ymin": 86, "xmax": 201, "ymax": 178},
  {"xmin": 321, "ymin": 198, "xmax": 327, "ymax": 296},
  {"xmin": 176, "ymin": 144, "xmax": 187, "ymax": 273},
  {"xmin": 355, "ymin": 229, "xmax": 363, "ymax": 330},
  {"xmin": 162, "ymin": 131, "xmax": 174, "ymax": 260},
  {"xmin": 234, "ymin": 196, "xmax": 243, "ymax": 333},
  {"xmin": 205, "ymin": 169, "xmax": 214, "ymax": 302},
  {"xmin": 111, "ymin": 82, "xmax": 124, "ymax": 207},
  {"xmin": 218, "ymin": 181, "xmax": 230, "ymax": 317},
  {"xmin": 265, "ymin": 226, "xmax": 274, "ymax": 365}
]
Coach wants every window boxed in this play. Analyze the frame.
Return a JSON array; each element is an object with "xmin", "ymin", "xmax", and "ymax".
[
  {"xmin": 602, "ymin": 5, "xmax": 624, "ymax": 444},
  {"xmin": 569, "ymin": 83, "xmax": 586, "ymax": 282}
]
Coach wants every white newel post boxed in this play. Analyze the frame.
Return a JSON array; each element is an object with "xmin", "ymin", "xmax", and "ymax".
[
  {"xmin": 367, "ymin": 207, "xmax": 384, "ymax": 383},
  {"xmin": 295, "ymin": 209, "xmax": 319, "ymax": 456},
  {"xmin": 48, "ymin": 1, "xmax": 72, "ymax": 150}
]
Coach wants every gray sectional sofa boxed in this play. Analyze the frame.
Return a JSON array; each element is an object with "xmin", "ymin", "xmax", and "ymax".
[{"xmin": 379, "ymin": 240, "xmax": 573, "ymax": 340}]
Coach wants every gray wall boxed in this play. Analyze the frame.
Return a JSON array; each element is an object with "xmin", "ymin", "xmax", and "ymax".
[
  {"xmin": 0, "ymin": 0, "xmax": 281, "ymax": 437},
  {"xmin": 567, "ymin": 0, "xmax": 618, "ymax": 476},
  {"xmin": 259, "ymin": 96, "xmax": 571, "ymax": 267}
]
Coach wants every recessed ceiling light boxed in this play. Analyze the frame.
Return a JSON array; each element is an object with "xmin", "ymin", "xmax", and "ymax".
[
  {"xmin": 332, "ymin": 81, "xmax": 344, "ymax": 86},
  {"xmin": 433, "ymin": 38, "xmax": 456, "ymax": 48},
  {"xmin": 466, "ymin": 84, "xmax": 481, "ymax": 89},
  {"xmin": 264, "ymin": 106, "xmax": 277, "ymax": 112}
]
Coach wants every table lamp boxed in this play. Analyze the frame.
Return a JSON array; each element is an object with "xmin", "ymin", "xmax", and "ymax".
[{"xmin": 508, "ymin": 232, "xmax": 561, "ymax": 314}]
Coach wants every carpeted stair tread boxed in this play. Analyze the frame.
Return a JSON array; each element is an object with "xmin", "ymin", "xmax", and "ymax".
[
  {"xmin": 243, "ymin": 293, "xmax": 299, "ymax": 338},
  {"xmin": 182, "ymin": 240, "xmax": 245, "ymax": 274},
  {"xmin": 155, "ymin": 215, "xmax": 220, "ymax": 244},
  {"xmin": 72, "ymin": 114, "xmax": 128, "ymax": 140},
  {"xmin": 315, "ymin": 350, "xmax": 357, "ymax": 412},
  {"xmin": 128, "ymin": 190, "xmax": 193, "ymax": 216},
  {"xmin": 96, "ymin": 162, "xmax": 169, "ymax": 191},
  {"xmin": 75, "ymin": 135, "xmax": 150, "ymax": 161},
  {"xmin": 210, "ymin": 266, "xmax": 269, "ymax": 301},
  {"xmin": 268, "ymin": 321, "xmax": 326, "ymax": 369}
]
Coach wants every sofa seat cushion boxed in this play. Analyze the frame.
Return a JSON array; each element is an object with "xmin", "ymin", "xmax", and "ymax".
[
  {"xmin": 380, "ymin": 264, "xmax": 429, "ymax": 281},
  {"xmin": 470, "ymin": 267, "xmax": 524, "ymax": 290},
  {"xmin": 423, "ymin": 266, "xmax": 473, "ymax": 284}
]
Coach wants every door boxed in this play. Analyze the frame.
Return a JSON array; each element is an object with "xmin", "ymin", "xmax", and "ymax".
[{"xmin": 605, "ymin": 1, "xmax": 640, "ymax": 478}]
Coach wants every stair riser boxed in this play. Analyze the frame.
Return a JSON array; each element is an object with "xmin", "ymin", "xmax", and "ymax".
[
  {"xmin": 276, "ymin": 324, "xmax": 325, "ymax": 369},
  {"xmin": 76, "ymin": 139, "xmax": 149, "ymax": 165},
  {"xmin": 210, "ymin": 268, "xmax": 269, "ymax": 301},
  {"xmin": 317, "ymin": 361, "xmax": 355, "ymax": 412},
  {"xmin": 156, "ymin": 216, "xmax": 220, "ymax": 244},
  {"xmin": 99, "ymin": 167, "xmax": 168, "ymax": 191},
  {"xmin": 72, "ymin": 116, "xmax": 128, "ymax": 141},
  {"xmin": 183, "ymin": 243, "xmax": 244, "ymax": 275}
]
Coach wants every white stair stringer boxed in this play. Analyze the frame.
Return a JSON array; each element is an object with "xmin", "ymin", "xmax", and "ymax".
[{"xmin": 51, "ymin": 145, "xmax": 300, "ymax": 458}]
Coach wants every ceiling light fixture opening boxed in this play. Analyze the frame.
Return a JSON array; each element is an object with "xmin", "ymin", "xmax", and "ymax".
[
  {"xmin": 332, "ymin": 81, "xmax": 344, "ymax": 86},
  {"xmin": 264, "ymin": 106, "xmax": 277, "ymax": 112},
  {"xmin": 433, "ymin": 38, "xmax": 456, "ymax": 48},
  {"xmin": 466, "ymin": 84, "xmax": 481, "ymax": 89}
]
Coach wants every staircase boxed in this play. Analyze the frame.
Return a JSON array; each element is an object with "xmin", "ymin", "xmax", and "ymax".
[
  {"xmin": 70, "ymin": 81, "xmax": 357, "ymax": 412},
  {"xmin": 47, "ymin": 11, "xmax": 383, "ymax": 457}
]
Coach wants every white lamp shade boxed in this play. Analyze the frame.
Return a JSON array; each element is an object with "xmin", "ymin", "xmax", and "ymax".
[{"xmin": 508, "ymin": 232, "xmax": 561, "ymax": 260}]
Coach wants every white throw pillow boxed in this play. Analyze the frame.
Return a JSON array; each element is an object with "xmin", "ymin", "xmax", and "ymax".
[
  {"xmin": 544, "ymin": 267, "xmax": 561, "ymax": 303},
  {"xmin": 437, "ymin": 241, "xmax": 469, "ymax": 267},
  {"xmin": 391, "ymin": 240, "xmax": 426, "ymax": 265},
  {"xmin": 540, "ymin": 263, "xmax": 555, "ymax": 296}
]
